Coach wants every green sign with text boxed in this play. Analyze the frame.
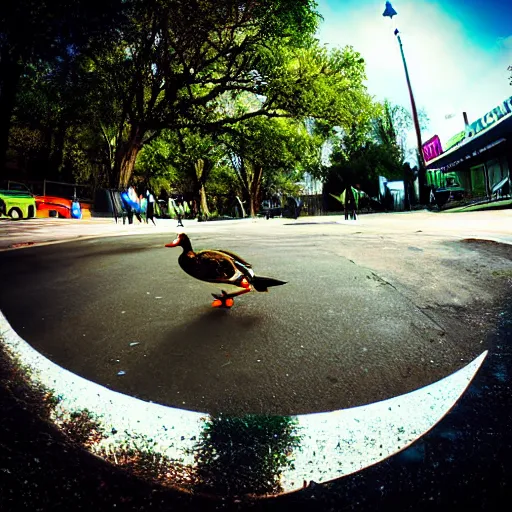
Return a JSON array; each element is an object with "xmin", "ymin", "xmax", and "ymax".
[{"xmin": 465, "ymin": 95, "xmax": 512, "ymax": 139}]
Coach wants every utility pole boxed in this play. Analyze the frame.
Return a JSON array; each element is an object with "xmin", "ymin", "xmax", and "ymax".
[{"xmin": 383, "ymin": 2, "xmax": 428, "ymax": 204}]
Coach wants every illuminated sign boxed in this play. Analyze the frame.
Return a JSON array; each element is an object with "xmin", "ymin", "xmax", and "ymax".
[
  {"xmin": 465, "ymin": 95, "xmax": 512, "ymax": 138},
  {"xmin": 422, "ymin": 135, "xmax": 443, "ymax": 162},
  {"xmin": 444, "ymin": 130, "xmax": 465, "ymax": 151}
]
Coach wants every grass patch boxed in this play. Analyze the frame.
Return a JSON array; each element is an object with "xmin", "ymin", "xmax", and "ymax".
[
  {"xmin": 0, "ymin": 341, "xmax": 192, "ymax": 490},
  {"xmin": 442, "ymin": 198, "xmax": 512, "ymax": 213},
  {"xmin": 492, "ymin": 270, "xmax": 512, "ymax": 278},
  {"xmin": 0, "ymin": 339, "xmax": 303, "ymax": 505},
  {"xmin": 95, "ymin": 432, "xmax": 196, "ymax": 489},
  {"xmin": 0, "ymin": 338, "xmax": 218, "ymax": 510},
  {"xmin": 0, "ymin": 343, "xmax": 61, "ymax": 420}
]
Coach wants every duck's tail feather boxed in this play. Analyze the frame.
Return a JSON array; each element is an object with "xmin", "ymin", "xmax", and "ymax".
[{"xmin": 252, "ymin": 276, "xmax": 287, "ymax": 292}]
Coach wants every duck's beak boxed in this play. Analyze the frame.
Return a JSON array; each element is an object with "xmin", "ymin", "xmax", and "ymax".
[{"xmin": 165, "ymin": 237, "xmax": 180, "ymax": 248}]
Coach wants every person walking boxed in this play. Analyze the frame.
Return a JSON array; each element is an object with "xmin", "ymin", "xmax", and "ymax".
[
  {"xmin": 139, "ymin": 193, "xmax": 147, "ymax": 222},
  {"xmin": 169, "ymin": 197, "xmax": 185, "ymax": 227},
  {"xmin": 127, "ymin": 186, "xmax": 142, "ymax": 222},
  {"xmin": 293, "ymin": 197, "xmax": 303, "ymax": 219},
  {"xmin": 146, "ymin": 189, "xmax": 156, "ymax": 225},
  {"xmin": 344, "ymin": 186, "xmax": 357, "ymax": 221},
  {"xmin": 176, "ymin": 200, "xmax": 184, "ymax": 227},
  {"xmin": 120, "ymin": 189, "xmax": 134, "ymax": 224}
]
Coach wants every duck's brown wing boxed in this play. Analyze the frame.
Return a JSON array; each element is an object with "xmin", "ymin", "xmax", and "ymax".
[
  {"xmin": 185, "ymin": 250, "xmax": 239, "ymax": 282},
  {"xmin": 215, "ymin": 249, "xmax": 254, "ymax": 278},
  {"xmin": 215, "ymin": 250, "xmax": 253, "ymax": 269}
]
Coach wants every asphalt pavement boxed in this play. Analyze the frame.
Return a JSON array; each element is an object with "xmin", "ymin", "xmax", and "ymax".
[
  {"xmin": 1, "ymin": 211, "xmax": 512, "ymax": 508},
  {"xmin": 1, "ymin": 211, "xmax": 511, "ymax": 415}
]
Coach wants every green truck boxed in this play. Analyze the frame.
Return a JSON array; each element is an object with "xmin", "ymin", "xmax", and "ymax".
[{"xmin": 0, "ymin": 183, "xmax": 36, "ymax": 219}]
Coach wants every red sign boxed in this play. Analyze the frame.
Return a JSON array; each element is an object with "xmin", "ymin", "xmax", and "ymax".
[{"xmin": 422, "ymin": 135, "xmax": 443, "ymax": 162}]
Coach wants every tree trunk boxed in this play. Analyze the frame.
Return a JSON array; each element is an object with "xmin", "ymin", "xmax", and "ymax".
[
  {"xmin": 235, "ymin": 196, "xmax": 246, "ymax": 218},
  {"xmin": 118, "ymin": 144, "xmax": 141, "ymax": 188},
  {"xmin": 249, "ymin": 196, "xmax": 256, "ymax": 217},
  {"xmin": 248, "ymin": 166, "xmax": 263, "ymax": 218},
  {"xmin": 0, "ymin": 50, "xmax": 22, "ymax": 178},
  {"xmin": 199, "ymin": 182, "xmax": 210, "ymax": 218},
  {"xmin": 113, "ymin": 127, "xmax": 143, "ymax": 189},
  {"xmin": 195, "ymin": 159, "xmax": 211, "ymax": 219}
]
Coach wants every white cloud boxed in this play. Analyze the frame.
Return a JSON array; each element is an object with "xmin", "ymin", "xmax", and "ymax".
[
  {"xmin": 497, "ymin": 35, "xmax": 512, "ymax": 50},
  {"xmin": 316, "ymin": 0, "xmax": 512, "ymax": 153}
]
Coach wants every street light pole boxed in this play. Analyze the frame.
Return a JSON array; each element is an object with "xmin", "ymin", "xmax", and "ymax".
[
  {"xmin": 383, "ymin": 2, "xmax": 427, "ymax": 204},
  {"xmin": 394, "ymin": 30, "xmax": 425, "ymax": 169}
]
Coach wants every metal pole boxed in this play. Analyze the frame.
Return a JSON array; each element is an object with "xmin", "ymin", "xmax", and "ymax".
[{"xmin": 395, "ymin": 32, "xmax": 427, "ymax": 203}]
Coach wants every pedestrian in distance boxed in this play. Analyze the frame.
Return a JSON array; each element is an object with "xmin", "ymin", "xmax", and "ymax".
[
  {"xmin": 293, "ymin": 197, "xmax": 303, "ymax": 219},
  {"xmin": 127, "ymin": 186, "xmax": 143, "ymax": 223},
  {"xmin": 344, "ymin": 186, "xmax": 357, "ymax": 221},
  {"xmin": 146, "ymin": 189, "xmax": 156, "ymax": 225},
  {"xmin": 168, "ymin": 197, "xmax": 185, "ymax": 227},
  {"xmin": 176, "ymin": 201, "xmax": 184, "ymax": 227},
  {"xmin": 120, "ymin": 189, "xmax": 134, "ymax": 224},
  {"xmin": 139, "ymin": 193, "xmax": 147, "ymax": 222}
]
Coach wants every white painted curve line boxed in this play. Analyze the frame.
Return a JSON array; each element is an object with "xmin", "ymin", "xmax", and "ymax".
[
  {"xmin": 280, "ymin": 350, "xmax": 487, "ymax": 491},
  {"xmin": 0, "ymin": 311, "xmax": 204, "ymax": 464},
  {"xmin": 0, "ymin": 310, "xmax": 487, "ymax": 494}
]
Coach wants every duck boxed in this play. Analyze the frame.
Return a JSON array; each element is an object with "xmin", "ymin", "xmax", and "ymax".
[{"xmin": 165, "ymin": 233, "xmax": 287, "ymax": 308}]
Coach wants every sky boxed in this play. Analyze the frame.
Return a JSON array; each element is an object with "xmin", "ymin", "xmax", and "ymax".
[{"xmin": 315, "ymin": 0, "xmax": 512, "ymax": 152}]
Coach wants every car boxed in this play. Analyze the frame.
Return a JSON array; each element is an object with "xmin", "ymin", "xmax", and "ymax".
[
  {"xmin": 35, "ymin": 195, "xmax": 74, "ymax": 218},
  {"xmin": 0, "ymin": 188, "xmax": 37, "ymax": 219},
  {"xmin": 0, "ymin": 181, "xmax": 38, "ymax": 219},
  {"xmin": 0, "ymin": 180, "xmax": 87, "ymax": 219},
  {"xmin": 0, "ymin": 180, "xmax": 32, "ymax": 194}
]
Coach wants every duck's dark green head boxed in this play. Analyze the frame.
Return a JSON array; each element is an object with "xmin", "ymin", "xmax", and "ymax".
[{"xmin": 165, "ymin": 233, "xmax": 190, "ymax": 248}]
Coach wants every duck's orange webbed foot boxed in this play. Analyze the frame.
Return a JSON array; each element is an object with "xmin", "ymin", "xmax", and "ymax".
[
  {"xmin": 211, "ymin": 290, "xmax": 235, "ymax": 308},
  {"xmin": 211, "ymin": 298, "xmax": 234, "ymax": 308}
]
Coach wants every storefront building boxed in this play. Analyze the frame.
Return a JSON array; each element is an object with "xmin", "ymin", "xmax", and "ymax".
[{"xmin": 424, "ymin": 95, "xmax": 512, "ymax": 205}]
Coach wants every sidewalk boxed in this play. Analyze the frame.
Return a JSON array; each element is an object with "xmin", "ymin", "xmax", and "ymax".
[
  {"xmin": 1, "ymin": 209, "xmax": 511, "ymax": 251},
  {"xmin": 0, "ymin": 217, "xmax": 255, "ymax": 251}
]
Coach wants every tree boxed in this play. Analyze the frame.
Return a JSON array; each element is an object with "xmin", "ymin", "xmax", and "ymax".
[
  {"xmin": 9, "ymin": 52, "xmax": 100, "ymax": 181},
  {"xmin": 82, "ymin": 0, "xmax": 317, "ymax": 187},
  {"xmin": 135, "ymin": 127, "xmax": 225, "ymax": 218},
  {"xmin": 203, "ymin": 162, "xmax": 241, "ymax": 217},
  {"xmin": 373, "ymin": 100, "xmax": 429, "ymax": 208},
  {"xmin": 134, "ymin": 136, "xmax": 178, "ymax": 191},
  {"xmin": 222, "ymin": 116, "xmax": 322, "ymax": 216},
  {"xmin": 324, "ymin": 99, "xmax": 429, "ymax": 208},
  {"xmin": 374, "ymin": 101, "xmax": 406, "ymax": 169},
  {"xmin": 0, "ymin": 0, "xmax": 124, "ymax": 176},
  {"xmin": 86, "ymin": 0, "xmax": 371, "ymax": 188}
]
